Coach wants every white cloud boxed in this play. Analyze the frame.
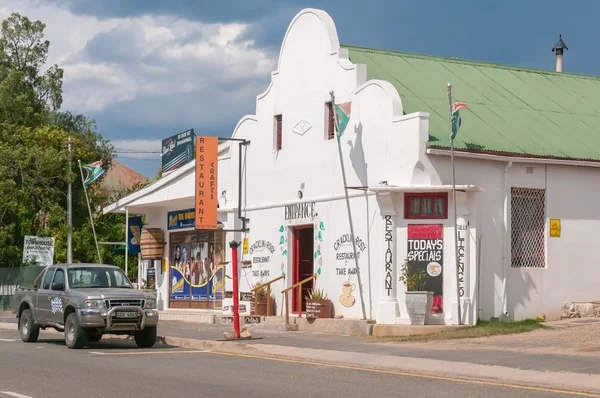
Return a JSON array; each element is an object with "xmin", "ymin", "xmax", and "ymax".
[{"xmin": 1, "ymin": 0, "xmax": 278, "ymax": 132}]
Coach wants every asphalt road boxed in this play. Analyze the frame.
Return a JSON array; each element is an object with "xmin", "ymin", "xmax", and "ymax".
[{"xmin": 0, "ymin": 329, "xmax": 590, "ymax": 398}]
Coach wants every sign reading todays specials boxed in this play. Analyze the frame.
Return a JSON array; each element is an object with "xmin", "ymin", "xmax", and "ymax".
[{"xmin": 195, "ymin": 136, "xmax": 218, "ymax": 230}]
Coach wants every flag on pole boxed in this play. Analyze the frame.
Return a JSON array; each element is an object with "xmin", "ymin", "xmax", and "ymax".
[
  {"xmin": 82, "ymin": 161, "xmax": 106, "ymax": 186},
  {"xmin": 450, "ymin": 101, "xmax": 469, "ymax": 140},
  {"xmin": 333, "ymin": 102, "xmax": 350, "ymax": 140}
]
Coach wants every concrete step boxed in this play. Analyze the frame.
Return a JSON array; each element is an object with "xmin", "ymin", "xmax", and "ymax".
[
  {"xmin": 159, "ymin": 310, "xmax": 218, "ymax": 324},
  {"xmin": 261, "ymin": 316, "xmax": 296, "ymax": 324},
  {"xmin": 249, "ymin": 322, "xmax": 299, "ymax": 332},
  {"xmin": 295, "ymin": 318, "xmax": 374, "ymax": 336}
]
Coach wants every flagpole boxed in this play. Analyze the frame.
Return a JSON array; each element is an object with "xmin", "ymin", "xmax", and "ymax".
[
  {"xmin": 67, "ymin": 134, "xmax": 73, "ymax": 264},
  {"xmin": 78, "ymin": 160, "xmax": 102, "ymax": 264},
  {"xmin": 330, "ymin": 90, "xmax": 367, "ymax": 321},
  {"xmin": 448, "ymin": 83, "xmax": 462, "ymax": 326}
]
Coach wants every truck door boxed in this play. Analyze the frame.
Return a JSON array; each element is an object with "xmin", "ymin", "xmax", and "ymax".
[
  {"xmin": 47, "ymin": 268, "xmax": 66, "ymax": 324},
  {"xmin": 36, "ymin": 267, "xmax": 56, "ymax": 323}
]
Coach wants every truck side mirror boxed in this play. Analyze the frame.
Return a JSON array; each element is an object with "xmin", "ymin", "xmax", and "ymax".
[{"xmin": 52, "ymin": 282, "xmax": 64, "ymax": 291}]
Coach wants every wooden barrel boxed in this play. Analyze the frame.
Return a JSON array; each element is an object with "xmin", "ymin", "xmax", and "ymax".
[{"xmin": 140, "ymin": 228, "xmax": 164, "ymax": 260}]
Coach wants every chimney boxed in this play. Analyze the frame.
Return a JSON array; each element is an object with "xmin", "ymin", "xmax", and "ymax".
[{"xmin": 552, "ymin": 34, "xmax": 568, "ymax": 72}]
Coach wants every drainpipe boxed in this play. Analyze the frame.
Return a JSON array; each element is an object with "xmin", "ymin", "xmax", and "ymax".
[{"xmin": 502, "ymin": 161, "xmax": 512, "ymax": 317}]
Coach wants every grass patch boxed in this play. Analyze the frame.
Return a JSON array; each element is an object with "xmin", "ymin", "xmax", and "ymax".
[{"xmin": 365, "ymin": 319, "xmax": 545, "ymax": 343}]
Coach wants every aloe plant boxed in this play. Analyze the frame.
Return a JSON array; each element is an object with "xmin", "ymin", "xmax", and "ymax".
[{"xmin": 306, "ymin": 288, "xmax": 329, "ymax": 301}]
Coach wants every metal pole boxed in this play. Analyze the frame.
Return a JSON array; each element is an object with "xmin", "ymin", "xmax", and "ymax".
[
  {"xmin": 448, "ymin": 83, "xmax": 462, "ymax": 326},
  {"xmin": 78, "ymin": 160, "xmax": 102, "ymax": 263},
  {"xmin": 125, "ymin": 208, "xmax": 129, "ymax": 277},
  {"xmin": 67, "ymin": 135, "xmax": 72, "ymax": 264},
  {"xmin": 230, "ymin": 240, "xmax": 241, "ymax": 339},
  {"xmin": 330, "ymin": 91, "xmax": 367, "ymax": 320}
]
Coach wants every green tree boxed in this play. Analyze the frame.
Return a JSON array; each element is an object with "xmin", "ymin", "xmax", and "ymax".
[{"xmin": 0, "ymin": 12, "xmax": 140, "ymax": 270}]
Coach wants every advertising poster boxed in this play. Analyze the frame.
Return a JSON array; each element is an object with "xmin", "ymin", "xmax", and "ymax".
[
  {"xmin": 162, "ymin": 129, "xmax": 195, "ymax": 174},
  {"xmin": 170, "ymin": 243, "xmax": 191, "ymax": 300},
  {"xmin": 407, "ymin": 224, "xmax": 443, "ymax": 312}
]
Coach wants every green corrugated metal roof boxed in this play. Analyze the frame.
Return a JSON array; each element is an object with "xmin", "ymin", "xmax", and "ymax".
[{"xmin": 344, "ymin": 45, "xmax": 600, "ymax": 161}]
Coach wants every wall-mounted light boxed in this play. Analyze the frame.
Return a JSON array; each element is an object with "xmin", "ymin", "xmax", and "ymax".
[
  {"xmin": 221, "ymin": 190, "xmax": 227, "ymax": 197},
  {"xmin": 297, "ymin": 190, "xmax": 303, "ymax": 199}
]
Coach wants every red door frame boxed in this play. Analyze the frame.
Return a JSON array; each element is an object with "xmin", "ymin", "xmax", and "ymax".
[{"xmin": 291, "ymin": 225, "xmax": 314, "ymax": 315}]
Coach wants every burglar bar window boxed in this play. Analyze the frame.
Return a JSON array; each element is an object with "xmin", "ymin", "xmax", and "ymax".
[
  {"xmin": 511, "ymin": 187, "xmax": 546, "ymax": 268},
  {"xmin": 404, "ymin": 193, "xmax": 448, "ymax": 219},
  {"xmin": 326, "ymin": 102, "xmax": 335, "ymax": 140},
  {"xmin": 274, "ymin": 114, "xmax": 282, "ymax": 151}
]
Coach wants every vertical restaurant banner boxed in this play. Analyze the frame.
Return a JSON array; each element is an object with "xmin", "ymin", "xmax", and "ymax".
[
  {"xmin": 162, "ymin": 128, "xmax": 195, "ymax": 174},
  {"xmin": 457, "ymin": 218, "xmax": 469, "ymax": 298},
  {"xmin": 127, "ymin": 216, "xmax": 142, "ymax": 255},
  {"xmin": 195, "ymin": 136, "xmax": 219, "ymax": 230},
  {"xmin": 407, "ymin": 224, "xmax": 443, "ymax": 298},
  {"xmin": 170, "ymin": 243, "xmax": 191, "ymax": 300}
]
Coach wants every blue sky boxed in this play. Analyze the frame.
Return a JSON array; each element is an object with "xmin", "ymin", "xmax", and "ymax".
[{"xmin": 2, "ymin": 0, "xmax": 598, "ymax": 177}]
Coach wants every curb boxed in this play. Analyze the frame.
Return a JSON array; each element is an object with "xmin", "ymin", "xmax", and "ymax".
[{"xmin": 155, "ymin": 334, "xmax": 600, "ymax": 396}]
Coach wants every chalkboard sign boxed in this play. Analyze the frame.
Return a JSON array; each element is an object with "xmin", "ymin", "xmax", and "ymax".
[
  {"xmin": 240, "ymin": 292, "xmax": 254, "ymax": 301},
  {"xmin": 225, "ymin": 291, "xmax": 233, "ymax": 299},
  {"xmin": 305, "ymin": 300, "xmax": 332, "ymax": 319}
]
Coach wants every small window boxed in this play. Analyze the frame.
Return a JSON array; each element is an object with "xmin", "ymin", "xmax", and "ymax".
[
  {"xmin": 42, "ymin": 268, "xmax": 55, "ymax": 290},
  {"xmin": 511, "ymin": 188, "xmax": 546, "ymax": 268},
  {"xmin": 326, "ymin": 102, "xmax": 335, "ymax": 140},
  {"xmin": 274, "ymin": 114, "xmax": 282, "ymax": 151},
  {"xmin": 51, "ymin": 269, "xmax": 65, "ymax": 291},
  {"xmin": 404, "ymin": 193, "xmax": 448, "ymax": 219}
]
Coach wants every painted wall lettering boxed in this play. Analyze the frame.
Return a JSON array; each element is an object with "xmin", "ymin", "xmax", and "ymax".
[
  {"xmin": 457, "ymin": 219, "xmax": 469, "ymax": 298},
  {"xmin": 333, "ymin": 233, "xmax": 367, "ymax": 261},
  {"xmin": 384, "ymin": 215, "xmax": 393, "ymax": 296},
  {"xmin": 284, "ymin": 202, "xmax": 316, "ymax": 221}
]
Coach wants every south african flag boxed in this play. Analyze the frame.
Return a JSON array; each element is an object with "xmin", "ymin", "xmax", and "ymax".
[
  {"xmin": 83, "ymin": 161, "xmax": 106, "ymax": 186},
  {"xmin": 451, "ymin": 102, "xmax": 469, "ymax": 140}
]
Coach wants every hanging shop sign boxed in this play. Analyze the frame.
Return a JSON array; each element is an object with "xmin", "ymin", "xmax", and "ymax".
[
  {"xmin": 195, "ymin": 136, "xmax": 219, "ymax": 230},
  {"xmin": 162, "ymin": 128, "xmax": 195, "ymax": 174},
  {"xmin": 168, "ymin": 208, "xmax": 196, "ymax": 231},
  {"xmin": 407, "ymin": 224, "xmax": 444, "ymax": 311}
]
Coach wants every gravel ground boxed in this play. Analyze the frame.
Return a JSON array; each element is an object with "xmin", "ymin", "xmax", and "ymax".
[{"xmin": 392, "ymin": 319, "xmax": 600, "ymax": 357}]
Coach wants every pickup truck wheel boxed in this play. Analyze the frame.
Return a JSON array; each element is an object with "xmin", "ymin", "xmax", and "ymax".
[
  {"xmin": 134, "ymin": 326, "xmax": 157, "ymax": 348},
  {"xmin": 87, "ymin": 330, "xmax": 102, "ymax": 343},
  {"xmin": 19, "ymin": 309, "xmax": 40, "ymax": 343},
  {"xmin": 64, "ymin": 313, "xmax": 87, "ymax": 349}
]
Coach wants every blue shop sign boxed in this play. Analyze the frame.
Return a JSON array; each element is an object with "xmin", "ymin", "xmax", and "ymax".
[{"xmin": 167, "ymin": 208, "xmax": 195, "ymax": 230}]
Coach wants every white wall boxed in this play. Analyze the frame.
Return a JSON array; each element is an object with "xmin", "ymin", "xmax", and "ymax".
[{"xmin": 430, "ymin": 154, "xmax": 600, "ymax": 321}]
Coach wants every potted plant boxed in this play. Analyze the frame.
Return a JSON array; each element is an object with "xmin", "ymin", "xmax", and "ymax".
[
  {"xmin": 253, "ymin": 283, "xmax": 275, "ymax": 316},
  {"xmin": 305, "ymin": 288, "xmax": 333, "ymax": 318},
  {"xmin": 398, "ymin": 259, "xmax": 433, "ymax": 325}
]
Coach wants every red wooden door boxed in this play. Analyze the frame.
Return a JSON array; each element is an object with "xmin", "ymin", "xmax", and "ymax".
[{"xmin": 292, "ymin": 226, "xmax": 314, "ymax": 313}]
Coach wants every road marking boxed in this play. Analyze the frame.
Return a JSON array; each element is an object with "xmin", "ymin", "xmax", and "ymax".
[
  {"xmin": 1, "ymin": 391, "xmax": 35, "ymax": 398},
  {"xmin": 0, "ymin": 339, "xmax": 16, "ymax": 342},
  {"xmin": 204, "ymin": 351, "xmax": 600, "ymax": 397},
  {"xmin": 90, "ymin": 349, "xmax": 211, "ymax": 356}
]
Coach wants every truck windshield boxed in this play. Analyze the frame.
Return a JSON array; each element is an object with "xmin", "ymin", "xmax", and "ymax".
[{"xmin": 67, "ymin": 267, "xmax": 132, "ymax": 289}]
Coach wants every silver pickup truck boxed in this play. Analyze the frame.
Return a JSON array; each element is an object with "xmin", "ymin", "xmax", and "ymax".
[{"xmin": 11, "ymin": 263, "xmax": 159, "ymax": 349}]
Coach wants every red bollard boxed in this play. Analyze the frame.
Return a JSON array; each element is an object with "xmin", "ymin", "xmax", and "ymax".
[{"xmin": 230, "ymin": 240, "xmax": 240, "ymax": 339}]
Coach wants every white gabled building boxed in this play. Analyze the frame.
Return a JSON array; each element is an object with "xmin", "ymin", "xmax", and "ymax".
[{"xmin": 105, "ymin": 9, "xmax": 600, "ymax": 325}]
